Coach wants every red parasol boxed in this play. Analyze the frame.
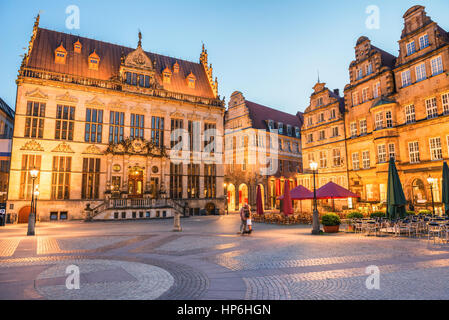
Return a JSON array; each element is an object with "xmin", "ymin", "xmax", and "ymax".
[{"xmin": 256, "ymin": 185, "xmax": 264, "ymax": 216}]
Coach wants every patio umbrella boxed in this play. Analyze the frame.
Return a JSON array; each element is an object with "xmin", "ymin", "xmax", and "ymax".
[
  {"xmin": 386, "ymin": 157, "xmax": 407, "ymax": 220},
  {"xmin": 277, "ymin": 185, "xmax": 313, "ymax": 200},
  {"xmin": 282, "ymin": 179, "xmax": 293, "ymax": 215},
  {"xmin": 315, "ymin": 181, "xmax": 360, "ymax": 211},
  {"xmin": 256, "ymin": 185, "xmax": 264, "ymax": 216},
  {"xmin": 442, "ymin": 162, "xmax": 449, "ymax": 215}
]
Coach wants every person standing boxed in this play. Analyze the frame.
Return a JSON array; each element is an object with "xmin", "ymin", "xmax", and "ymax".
[{"xmin": 239, "ymin": 204, "xmax": 252, "ymax": 235}]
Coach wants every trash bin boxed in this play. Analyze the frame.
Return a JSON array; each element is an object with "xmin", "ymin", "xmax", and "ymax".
[{"xmin": 6, "ymin": 213, "xmax": 10, "ymax": 224}]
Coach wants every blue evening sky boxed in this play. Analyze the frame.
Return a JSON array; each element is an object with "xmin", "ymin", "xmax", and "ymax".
[{"xmin": 0, "ymin": 0, "xmax": 448, "ymax": 115}]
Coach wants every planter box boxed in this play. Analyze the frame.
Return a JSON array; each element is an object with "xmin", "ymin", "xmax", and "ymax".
[{"xmin": 323, "ymin": 225, "xmax": 340, "ymax": 233}]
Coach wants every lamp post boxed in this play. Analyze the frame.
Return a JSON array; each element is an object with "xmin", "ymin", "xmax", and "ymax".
[
  {"xmin": 427, "ymin": 176, "xmax": 436, "ymax": 217},
  {"xmin": 27, "ymin": 168, "xmax": 39, "ymax": 236},
  {"xmin": 223, "ymin": 182, "xmax": 228, "ymax": 215},
  {"xmin": 34, "ymin": 186, "xmax": 39, "ymax": 223},
  {"xmin": 310, "ymin": 161, "xmax": 320, "ymax": 235}
]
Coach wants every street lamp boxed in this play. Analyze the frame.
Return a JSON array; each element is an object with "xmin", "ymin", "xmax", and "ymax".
[
  {"xmin": 310, "ymin": 161, "xmax": 320, "ymax": 235},
  {"xmin": 34, "ymin": 185, "xmax": 39, "ymax": 223},
  {"xmin": 27, "ymin": 167, "xmax": 39, "ymax": 236},
  {"xmin": 427, "ymin": 176, "xmax": 436, "ymax": 217}
]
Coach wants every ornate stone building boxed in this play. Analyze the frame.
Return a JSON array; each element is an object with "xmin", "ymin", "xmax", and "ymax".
[
  {"xmin": 343, "ymin": 5, "xmax": 449, "ymax": 213},
  {"xmin": 8, "ymin": 16, "xmax": 225, "ymax": 222},
  {"xmin": 300, "ymin": 82, "xmax": 348, "ymax": 209},
  {"xmin": 224, "ymin": 91, "xmax": 303, "ymax": 211}
]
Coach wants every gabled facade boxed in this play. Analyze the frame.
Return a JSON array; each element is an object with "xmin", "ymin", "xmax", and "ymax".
[{"xmin": 224, "ymin": 91, "xmax": 303, "ymax": 211}]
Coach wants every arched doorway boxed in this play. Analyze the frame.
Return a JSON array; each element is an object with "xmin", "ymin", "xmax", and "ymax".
[
  {"xmin": 257, "ymin": 184, "xmax": 265, "ymax": 210},
  {"xmin": 227, "ymin": 184, "xmax": 236, "ymax": 211},
  {"xmin": 238, "ymin": 184, "xmax": 248, "ymax": 210},
  {"xmin": 18, "ymin": 206, "xmax": 32, "ymax": 224}
]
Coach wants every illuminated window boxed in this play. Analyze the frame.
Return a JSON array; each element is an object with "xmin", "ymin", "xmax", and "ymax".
[
  {"xmin": 19, "ymin": 154, "xmax": 41, "ymax": 200},
  {"xmin": 170, "ymin": 163, "xmax": 183, "ymax": 199},
  {"xmin": 81, "ymin": 158, "xmax": 100, "ymax": 199},
  {"xmin": 55, "ymin": 105, "xmax": 75, "ymax": 140},
  {"xmin": 51, "ymin": 156, "xmax": 71, "ymax": 200},
  {"xmin": 74, "ymin": 40, "xmax": 82, "ymax": 53},
  {"xmin": 25, "ymin": 101, "xmax": 45, "ymax": 138},
  {"xmin": 173, "ymin": 61, "xmax": 180, "ymax": 73},
  {"xmin": 187, "ymin": 164, "xmax": 200, "ymax": 198},
  {"xmin": 162, "ymin": 67, "xmax": 172, "ymax": 84},
  {"xmin": 54, "ymin": 43, "xmax": 67, "ymax": 64},
  {"xmin": 187, "ymin": 72, "xmax": 196, "ymax": 88},
  {"xmin": 204, "ymin": 164, "xmax": 216, "ymax": 198}
]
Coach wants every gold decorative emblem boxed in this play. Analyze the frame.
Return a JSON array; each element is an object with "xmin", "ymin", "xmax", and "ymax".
[
  {"xmin": 151, "ymin": 166, "xmax": 159, "ymax": 173},
  {"xmin": 83, "ymin": 145, "xmax": 103, "ymax": 155},
  {"xmin": 52, "ymin": 142, "xmax": 74, "ymax": 153},
  {"xmin": 20, "ymin": 140, "xmax": 44, "ymax": 151},
  {"xmin": 131, "ymin": 139, "xmax": 145, "ymax": 153},
  {"xmin": 113, "ymin": 164, "xmax": 121, "ymax": 172}
]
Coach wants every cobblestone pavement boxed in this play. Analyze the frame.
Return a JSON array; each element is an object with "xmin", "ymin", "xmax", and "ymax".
[{"xmin": 1, "ymin": 215, "xmax": 449, "ymax": 299}]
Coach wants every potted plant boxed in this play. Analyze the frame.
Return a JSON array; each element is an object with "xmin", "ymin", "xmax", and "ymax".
[
  {"xmin": 370, "ymin": 211, "xmax": 386, "ymax": 219},
  {"xmin": 321, "ymin": 213, "xmax": 341, "ymax": 233},
  {"xmin": 346, "ymin": 211, "xmax": 363, "ymax": 232}
]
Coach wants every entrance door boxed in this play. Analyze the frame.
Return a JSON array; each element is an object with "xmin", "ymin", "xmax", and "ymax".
[
  {"xmin": 128, "ymin": 168, "xmax": 144, "ymax": 198},
  {"xmin": 18, "ymin": 206, "xmax": 32, "ymax": 224},
  {"xmin": 150, "ymin": 177, "xmax": 159, "ymax": 198}
]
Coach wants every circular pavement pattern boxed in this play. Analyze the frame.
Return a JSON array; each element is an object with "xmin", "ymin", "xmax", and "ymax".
[{"xmin": 35, "ymin": 259, "xmax": 174, "ymax": 300}]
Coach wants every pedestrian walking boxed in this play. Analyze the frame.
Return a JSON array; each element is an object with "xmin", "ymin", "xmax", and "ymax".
[{"xmin": 239, "ymin": 204, "xmax": 252, "ymax": 235}]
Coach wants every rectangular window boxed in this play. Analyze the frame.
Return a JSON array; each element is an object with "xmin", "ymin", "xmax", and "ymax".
[
  {"xmin": 350, "ymin": 122, "xmax": 357, "ymax": 137},
  {"xmin": 430, "ymin": 137, "xmax": 443, "ymax": 160},
  {"xmin": 130, "ymin": 114, "xmax": 144, "ymax": 139},
  {"xmin": 401, "ymin": 70, "xmax": 412, "ymax": 87},
  {"xmin": 307, "ymin": 133, "xmax": 313, "ymax": 143},
  {"xmin": 366, "ymin": 63, "xmax": 373, "ymax": 75},
  {"xmin": 51, "ymin": 156, "xmax": 71, "ymax": 200},
  {"xmin": 405, "ymin": 104, "xmax": 416, "ymax": 123},
  {"xmin": 81, "ymin": 158, "xmax": 100, "ymax": 199},
  {"xmin": 187, "ymin": 163, "xmax": 200, "ymax": 199},
  {"xmin": 55, "ymin": 105, "xmax": 75, "ymax": 140},
  {"xmin": 151, "ymin": 116, "xmax": 165, "ymax": 147},
  {"xmin": 319, "ymin": 151, "xmax": 327, "ymax": 168},
  {"xmin": 19, "ymin": 154, "xmax": 41, "ymax": 200},
  {"xmin": 385, "ymin": 111, "xmax": 393, "ymax": 128},
  {"xmin": 170, "ymin": 163, "xmax": 183, "ymax": 199},
  {"xmin": 426, "ymin": 98, "xmax": 438, "ymax": 119},
  {"xmin": 170, "ymin": 118, "xmax": 183, "ymax": 148},
  {"xmin": 431, "ymin": 56, "xmax": 443, "ymax": 76},
  {"xmin": 373, "ymin": 82, "xmax": 381, "ymax": 99},
  {"xmin": 388, "ymin": 143, "xmax": 396, "ymax": 161},
  {"xmin": 109, "ymin": 111, "xmax": 124, "ymax": 143},
  {"xmin": 377, "ymin": 144, "xmax": 387, "ymax": 163},
  {"xmin": 352, "ymin": 92, "xmax": 359, "ymax": 106},
  {"xmin": 360, "ymin": 119, "xmax": 367, "ymax": 135},
  {"xmin": 331, "ymin": 127, "xmax": 339, "ymax": 137},
  {"xmin": 25, "ymin": 101, "xmax": 45, "ymax": 138},
  {"xmin": 415, "ymin": 63, "xmax": 427, "ymax": 82},
  {"xmin": 375, "ymin": 112, "xmax": 384, "ymax": 130},
  {"xmin": 352, "ymin": 152, "xmax": 359, "ymax": 170},
  {"xmin": 85, "ymin": 108, "xmax": 103, "ymax": 143},
  {"xmin": 318, "ymin": 114, "xmax": 324, "ymax": 123},
  {"xmin": 362, "ymin": 87, "xmax": 369, "ymax": 102},
  {"xmin": 408, "ymin": 141, "xmax": 420, "ymax": 164},
  {"xmin": 362, "ymin": 151, "xmax": 370, "ymax": 169},
  {"xmin": 204, "ymin": 123, "xmax": 216, "ymax": 155},
  {"xmin": 406, "ymin": 41, "xmax": 416, "ymax": 56},
  {"xmin": 419, "ymin": 34, "xmax": 429, "ymax": 50},
  {"xmin": 442, "ymin": 93, "xmax": 449, "ymax": 115},
  {"xmin": 329, "ymin": 109, "xmax": 336, "ymax": 119},
  {"xmin": 204, "ymin": 164, "xmax": 216, "ymax": 198},
  {"xmin": 319, "ymin": 130, "xmax": 325, "ymax": 140},
  {"xmin": 333, "ymin": 149, "xmax": 341, "ymax": 167}
]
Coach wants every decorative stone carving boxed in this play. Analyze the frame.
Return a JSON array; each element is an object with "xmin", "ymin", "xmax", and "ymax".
[
  {"xmin": 124, "ymin": 46, "xmax": 153, "ymax": 69},
  {"xmin": 56, "ymin": 91, "xmax": 78, "ymax": 104},
  {"xmin": 20, "ymin": 140, "xmax": 44, "ymax": 151},
  {"xmin": 82, "ymin": 145, "xmax": 103, "ymax": 155},
  {"xmin": 109, "ymin": 99, "xmax": 127, "ymax": 111},
  {"xmin": 105, "ymin": 138, "xmax": 167, "ymax": 158},
  {"xmin": 85, "ymin": 96, "xmax": 105, "ymax": 107},
  {"xmin": 25, "ymin": 88, "xmax": 48, "ymax": 100},
  {"xmin": 52, "ymin": 142, "xmax": 75, "ymax": 153}
]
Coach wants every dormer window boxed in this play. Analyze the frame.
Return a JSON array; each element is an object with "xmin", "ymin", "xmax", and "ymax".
[
  {"xmin": 162, "ymin": 67, "xmax": 172, "ymax": 84},
  {"xmin": 287, "ymin": 125, "xmax": 292, "ymax": 136},
  {"xmin": 187, "ymin": 72, "xmax": 196, "ymax": 88},
  {"xmin": 295, "ymin": 127, "xmax": 300, "ymax": 138},
  {"xmin": 74, "ymin": 40, "xmax": 82, "ymax": 53},
  {"xmin": 173, "ymin": 61, "xmax": 180, "ymax": 73},
  {"xmin": 278, "ymin": 122, "xmax": 283, "ymax": 134},
  {"xmin": 54, "ymin": 43, "xmax": 67, "ymax": 64},
  {"xmin": 88, "ymin": 50, "xmax": 100, "ymax": 70},
  {"xmin": 267, "ymin": 120, "xmax": 274, "ymax": 131}
]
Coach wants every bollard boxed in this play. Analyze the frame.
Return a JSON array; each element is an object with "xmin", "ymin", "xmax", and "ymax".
[{"xmin": 173, "ymin": 211, "xmax": 182, "ymax": 232}]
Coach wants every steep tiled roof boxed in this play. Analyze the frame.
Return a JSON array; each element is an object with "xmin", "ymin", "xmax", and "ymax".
[
  {"xmin": 372, "ymin": 45, "xmax": 396, "ymax": 69},
  {"xmin": 26, "ymin": 28, "xmax": 216, "ymax": 99},
  {"xmin": 245, "ymin": 100, "xmax": 303, "ymax": 132},
  {"xmin": 0, "ymin": 98, "xmax": 14, "ymax": 119}
]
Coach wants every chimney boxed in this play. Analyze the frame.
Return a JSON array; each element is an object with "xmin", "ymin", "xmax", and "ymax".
[{"xmin": 333, "ymin": 89, "xmax": 340, "ymax": 96}]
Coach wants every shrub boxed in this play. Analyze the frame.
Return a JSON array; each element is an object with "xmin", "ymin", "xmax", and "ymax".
[
  {"xmin": 406, "ymin": 210, "xmax": 416, "ymax": 216},
  {"xmin": 321, "ymin": 213, "xmax": 341, "ymax": 226},
  {"xmin": 346, "ymin": 211, "xmax": 363, "ymax": 219},
  {"xmin": 418, "ymin": 209, "xmax": 432, "ymax": 216},
  {"xmin": 370, "ymin": 211, "xmax": 386, "ymax": 219}
]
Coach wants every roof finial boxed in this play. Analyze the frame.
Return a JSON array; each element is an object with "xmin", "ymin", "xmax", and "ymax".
[{"xmin": 138, "ymin": 29, "xmax": 142, "ymax": 47}]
